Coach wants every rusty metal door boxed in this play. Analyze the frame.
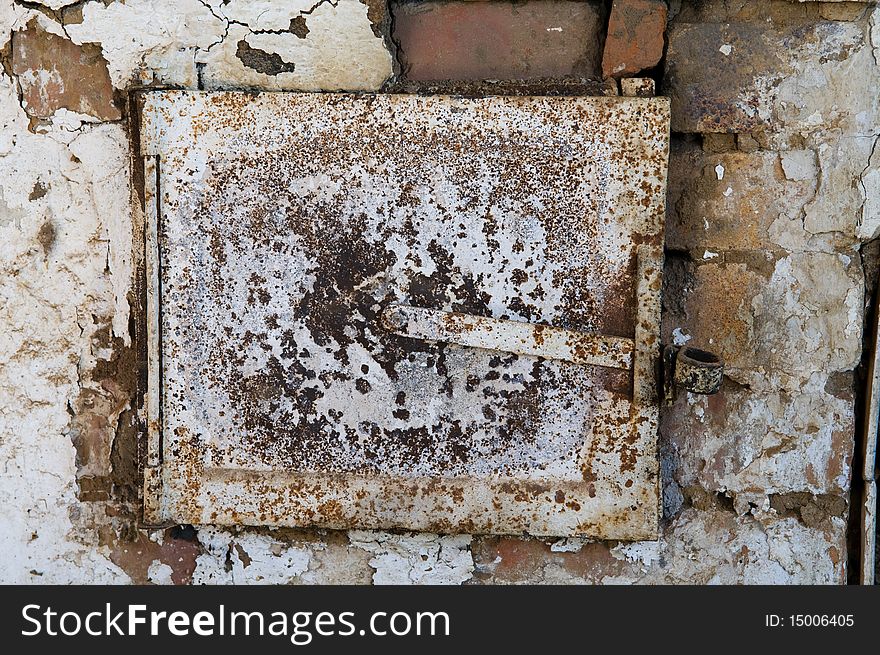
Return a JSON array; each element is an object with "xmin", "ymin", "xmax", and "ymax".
[{"xmin": 141, "ymin": 91, "xmax": 670, "ymax": 539}]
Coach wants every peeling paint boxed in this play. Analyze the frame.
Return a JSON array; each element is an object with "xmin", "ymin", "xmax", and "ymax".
[
  {"xmin": 349, "ymin": 532, "xmax": 474, "ymax": 585},
  {"xmin": 192, "ymin": 528, "xmax": 312, "ymax": 584}
]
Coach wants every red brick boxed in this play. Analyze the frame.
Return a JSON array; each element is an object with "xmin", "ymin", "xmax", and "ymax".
[
  {"xmin": 392, "ymin": 1, "xmax": 604, "ymax": 81},
  {"xmin": 602, "ymin": 0, "xmax": 667, "ymax": 78}
]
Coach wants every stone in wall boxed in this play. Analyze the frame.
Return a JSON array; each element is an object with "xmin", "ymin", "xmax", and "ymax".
[
  {"xmin": 662, "ymin": 374, "xmax": 854, "ymax": 497},
  {"xmin": 663, "ymin": 5, "xmax": 880, "ymax": 244},
  {"xmin": 64, "ymin": 0, "xmax": 392, "ymax": 91},
  {"xmin": 198, "ymin": 0, "xmax": 392, "ymax": 91},
  {"xmin": 664, "ymin": 140, "xmax": 863, "ymax": 382},
  {"xmin": 471, "ymin": 506, "xmax": 845, "ymax": 584},
  {"xmin": 602, "ymin": 0, "xmax": 668, "ymax": 78},
  {"xmin": 672, "ymin": 254, "xmax": 861, "ymax": 393},
  {"xmin": 666, "ymin": 143, "xmax": 829, "ymax": 253},
  {"xmin": 665, "ymin": 13, "xmax": 879, "ymax": 143},
  {"xmin": 65, "ymin": 0, "xmax": 226, "ymax": 88}
]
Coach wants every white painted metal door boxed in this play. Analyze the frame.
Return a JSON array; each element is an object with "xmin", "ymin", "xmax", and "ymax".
[{"xmin": 141, "ymin": 91, "xmax": 670, "ymax": 539}]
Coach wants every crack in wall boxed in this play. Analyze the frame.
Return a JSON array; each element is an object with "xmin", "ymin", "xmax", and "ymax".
[
  {"xmin": 196, "ymin": 0, "xmax": 342, "ymax": 53},
  {"xmin": 858, "ymin": 133, "xmax": 880, "ymax": 235}
]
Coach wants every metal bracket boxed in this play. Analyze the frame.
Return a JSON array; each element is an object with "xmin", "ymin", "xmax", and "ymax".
[
  {"xmin": 142, "ymin": 153, "xmax": 165, "ymax": 527},
  {"xmin": 662, "ymin": 345, "xmax": 724, "ymax": 405}
]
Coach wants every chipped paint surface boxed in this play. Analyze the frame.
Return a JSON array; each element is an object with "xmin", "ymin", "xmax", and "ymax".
[
  {"xmin": 142, "ymin": 91, "xmax": 670, "ymax": 539},
  {"xmin": 65, "ymin": 0, "xmax": 392, "ymax": 91},
  {"xmin": 192, "ymin": 528, "xmax": 312, "ymax": 584},
  {"xmin": 349, "ymin": 531, "xmax": 474, "ymax": 585}
]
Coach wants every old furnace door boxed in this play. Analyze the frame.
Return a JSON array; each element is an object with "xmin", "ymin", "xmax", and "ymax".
[{"xmin": 141, "ymin": 91, "xmax": 670, "ymax": 540}]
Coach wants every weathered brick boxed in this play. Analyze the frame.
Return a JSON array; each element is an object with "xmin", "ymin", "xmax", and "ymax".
[
  {"xmin": 602, "ymin": 0, "xmax": 668, "ymax": 78},
  {"xmin": 665, "ymin": 143, "xmax": 819, "ymax": 254},
  {"xmin": 665, "ymin": 22, "xmax": 773, "ymax": 133},
  {"xmin": 107, "ymin": 527, "xmax": 200, "ymax": 585},
  {"xmin": 472, "ymin": 508, "xmax": 847, "ymax": 583},
  {"xmin": 662, "ymin": 379, "xmax": 854, "ymax": 497},
  {"xmin": 392, "ymin": 1, "xmax": 604, "ymax": 81},
  {"xmin": 11, "ymin": 21, "xmax": 120, "ymax": 121},
  {"xmin": 664, "ymin": 18, "xmax": 877, "ymax": 138}
]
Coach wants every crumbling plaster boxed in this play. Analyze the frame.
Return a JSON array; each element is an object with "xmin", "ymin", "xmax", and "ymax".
[{"xmin": 0, "ymin": 0, "xmax": 878, "ymax": 585}]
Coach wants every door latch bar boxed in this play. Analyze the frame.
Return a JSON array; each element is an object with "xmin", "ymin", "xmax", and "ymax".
[{"xmin": 382, "ymin": 305, "xmax": 634, "ymax": 371}]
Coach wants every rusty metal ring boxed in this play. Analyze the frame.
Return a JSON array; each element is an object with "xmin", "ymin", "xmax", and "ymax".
[{"xmin": 673, "ymin": 347, "xmax": 724, "ymax": 395}]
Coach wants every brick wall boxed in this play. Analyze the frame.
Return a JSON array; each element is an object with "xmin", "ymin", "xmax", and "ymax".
[{"xmin": 0, "ymin": 0, "xmax": 877, "ymax": 584}]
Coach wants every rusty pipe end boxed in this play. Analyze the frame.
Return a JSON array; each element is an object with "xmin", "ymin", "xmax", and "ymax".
[{"xmin": 673, "ymin": 346, "xmax": 724, "ymax": 395}]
